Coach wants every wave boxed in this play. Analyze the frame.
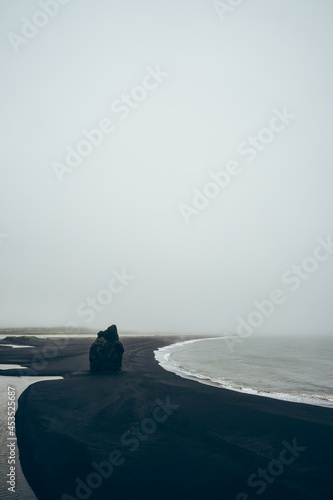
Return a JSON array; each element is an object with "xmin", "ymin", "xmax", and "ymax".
[{"xmin": 154, "ymin": 338, "xmax": 333, "ymax": 409}]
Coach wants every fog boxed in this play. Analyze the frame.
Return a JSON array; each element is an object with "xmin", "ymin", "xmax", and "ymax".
[{"xmin": 1, "ymin": 0, "xmax": 333, "ymax": 335}]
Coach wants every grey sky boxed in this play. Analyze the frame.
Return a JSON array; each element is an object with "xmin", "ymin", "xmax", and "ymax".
[{"xmin": 1, "ymin": 0, "xmax": 333, "ymax": 335}]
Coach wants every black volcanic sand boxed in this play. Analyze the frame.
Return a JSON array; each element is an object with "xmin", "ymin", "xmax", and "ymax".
[{"xmin": 5, "ymin": 336, "xmax": 333, "ymax": 500}]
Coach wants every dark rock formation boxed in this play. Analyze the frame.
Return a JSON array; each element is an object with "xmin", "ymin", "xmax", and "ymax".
[{"xmin": 89, "ymin": 325, "xmax": 124, "ymax": 373}]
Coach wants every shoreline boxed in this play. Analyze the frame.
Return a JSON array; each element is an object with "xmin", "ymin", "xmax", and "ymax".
[
  {"xmin": 154, "ymin": 337, "xmax": 333, "ymax": 409},
  {"xmin": 9, "ymin": 336, "xmax": 333, "ymax": 499},
  {"xmin": 0, "ymin": 375, "xmax": 63, "ymax": 500}
]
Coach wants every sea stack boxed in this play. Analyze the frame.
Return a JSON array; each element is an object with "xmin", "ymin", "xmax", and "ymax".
[{"xmin": 89, "ymin": 324, "xmax": 124, "ymax": 373}]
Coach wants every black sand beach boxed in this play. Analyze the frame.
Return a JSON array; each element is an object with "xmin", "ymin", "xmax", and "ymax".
[{"xmin": 4, "ymin": 336, "xmax": 333, "ymax": 499}]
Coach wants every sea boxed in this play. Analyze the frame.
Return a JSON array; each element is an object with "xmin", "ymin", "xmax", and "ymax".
[
  {"xmin": 154, "ymin": 334, "xmax": 333, "ymax": 408},
  {"xmin": 0, "ymin": 347, "xmax": 62, "ymax": 500},
  {"xmin": 0, "ymin": 333, "xmax": 332, "ymax": 499}
]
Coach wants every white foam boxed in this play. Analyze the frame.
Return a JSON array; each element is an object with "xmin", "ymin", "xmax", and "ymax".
[
  {"xmin": 0, "ymin": 344, "xmax": 33, "ymax": 348},
  {"xmin": 0, "ymin": 364, "xmax": 28, "ymax": 370},
  {"xmin": 154, "ymin": 338, "xmax": 333, "ymax": 409}
]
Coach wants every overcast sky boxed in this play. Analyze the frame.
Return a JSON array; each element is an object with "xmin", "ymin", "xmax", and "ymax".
[{"xmin": 1, "ymin": 0, "xmax": 333, "ymax": 335}]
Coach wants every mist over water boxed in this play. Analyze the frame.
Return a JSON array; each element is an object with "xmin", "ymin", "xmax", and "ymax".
[
  {"xmin": 155, "ymin": 334, "xmax": 333, "ymax": 407},
  {"xmin": 1, "ymin": 0, "xmax": 333, "ymax": 336}
]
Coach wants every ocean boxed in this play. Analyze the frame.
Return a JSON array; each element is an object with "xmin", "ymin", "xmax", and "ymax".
[{"xmin": 155, "ymin": 334, "xmax": 333, "ymax": 408}]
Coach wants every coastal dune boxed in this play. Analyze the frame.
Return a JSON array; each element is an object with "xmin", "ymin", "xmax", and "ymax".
[{"xmin": 13, "ymin": 336, "xmax": 333, "ymax": 500}]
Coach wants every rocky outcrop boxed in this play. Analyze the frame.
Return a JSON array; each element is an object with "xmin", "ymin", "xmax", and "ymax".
[{"xmin": 89, "ymin": 325, "xmax": 124, "ymax": 373}]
